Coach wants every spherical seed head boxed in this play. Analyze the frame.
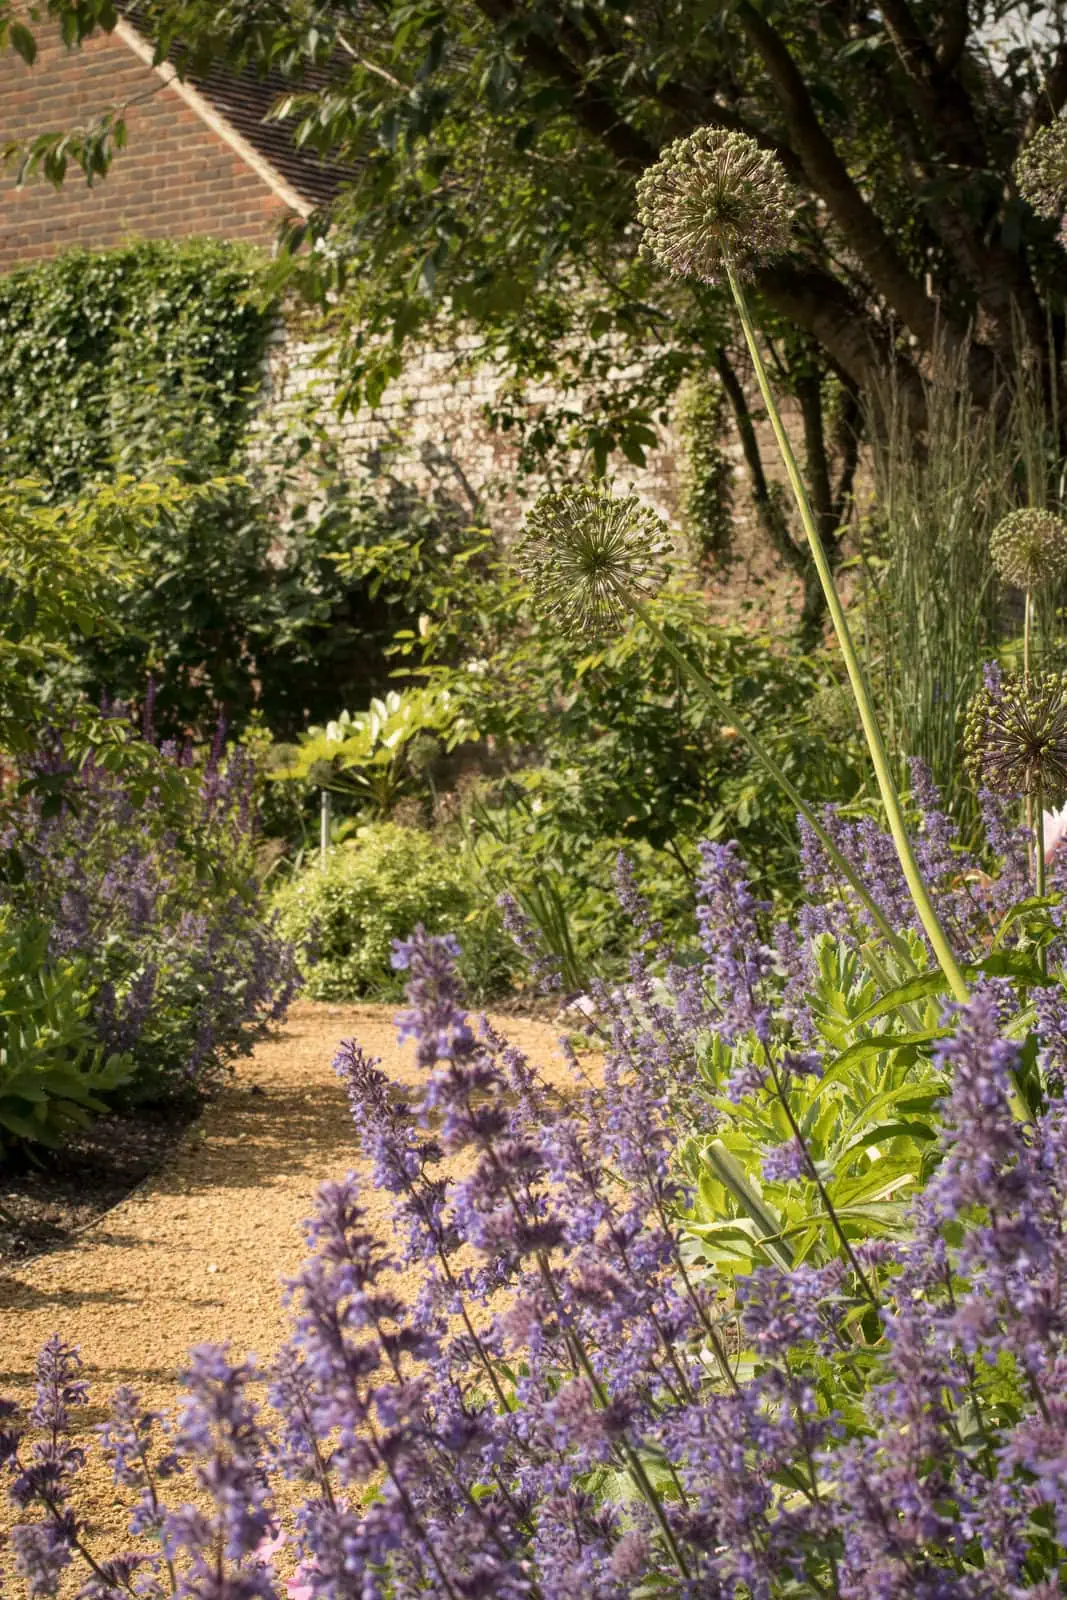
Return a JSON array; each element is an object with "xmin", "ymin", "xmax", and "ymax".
[
  {"xmin": 809, "ymin": 682, "xmax": 856, "ymax": 739},
  {"xmin": 517, "ymin": 485, "xmax": 673, "ymax": 636},
  {"xmin": 964, "ymin": 671, "xmax": 1067, "ymax": 802},
  {"xmin": 990, "ymin": 508, "xmax": 1067, "ymax": 590},
  {"xmin": 636, "ymin": 127, "xmax": 794, "ymax": 284},
  {"xmin": 1015, "ymin": 120, "xmax": 1067, "ymax": 219}
]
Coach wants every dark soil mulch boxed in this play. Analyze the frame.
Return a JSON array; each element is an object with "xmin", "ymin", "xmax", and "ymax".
[{"xmin": 0, "ymin": 1098, "xmax": 202, "ymax": 1264}]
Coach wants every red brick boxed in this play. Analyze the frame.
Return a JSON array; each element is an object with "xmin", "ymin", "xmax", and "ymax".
[{"xmin": 0, "ymin": 16, "xmax": 295, "ymax": 271}]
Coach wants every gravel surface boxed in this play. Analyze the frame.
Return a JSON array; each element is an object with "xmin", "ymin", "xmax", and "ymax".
[{"xmin": 0, "ymin": 999, "xmax": 569, "ymax": 1570}]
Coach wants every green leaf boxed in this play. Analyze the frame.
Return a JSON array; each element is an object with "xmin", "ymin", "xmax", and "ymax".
[
  {"xmin": 854, "ymin": 969, "xmax": 951, "ymax": 1024},
  {"xmin": 9, "ymin": 22, "xmax": 37, "ymax": 62},
  {"xmin": 696, "ymin": 1140, "xmax": 794, "ymax": 1269}
]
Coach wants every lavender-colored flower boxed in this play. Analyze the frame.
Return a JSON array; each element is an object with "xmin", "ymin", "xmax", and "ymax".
[
  {"xmin": 695, "ymin": 839, "xmax": 773, "ymax": 1042},
  {"xmin": 13, "ymin": 817, "xmax": 1067, "ymax": 1596},
  {"xmin": 1, "ymin": 718, "xmax": 298, "ymax": 1101},
  {"xmin": 161, "ymin": 1345, "xmax": 277, "ymax": 1595},
  {"xmin": 9, "ymin": 1518, "xmax": 76, "ymax": 1597},
  {"xmin": 497, "ymin": 892, "xmax": 562, "ymax": 994},
  {"xmin": 761, "ymin": 1137, "xmax": 809, "ymax": 1184}
]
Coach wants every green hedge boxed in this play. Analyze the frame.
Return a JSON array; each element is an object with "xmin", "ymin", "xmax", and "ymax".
[{"xmin": 0, "ymin": 239, "xmax": 275, "ymax": 492}]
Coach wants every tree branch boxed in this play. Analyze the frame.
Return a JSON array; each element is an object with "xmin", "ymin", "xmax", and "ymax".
[
  {"xmin": 734, "ymin": 0, "xmax": 949, "ymax": 359},
  {"xmin": 878, "ymin": 0, "xmax": 989, "ymax": 167},
  {"xmin": 795, "ymin": 366, "xmax": 833, "ymax": 541},
  {"xmin": 754, "ymin": 258, "xmax": 927, "ymax": 418},
  {"xmin": 471, "ymin": 0, "xmax": 657, "ymax": 171},
  {"xmin": 1028, "ymin": 41, "xmax": 1067, "ymax": 134},
  {"xmin": 712, "ymin": 345, "xmax": 806, "ymax": 580},
  {"xmin": 830, "ymin": 380, "xmax": 862, "ymax": 532},
  {"xmin": 933, "ymin": 1, "xmax": 969, "ymax": 73}
]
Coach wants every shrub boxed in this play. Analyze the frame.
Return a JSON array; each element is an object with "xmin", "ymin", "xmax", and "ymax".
[
  {"xmin": 422, "ymin": 585, "xmax": 865, "ymax": 907},
  {"xmin": 271, "ymin": 820, "xmax": 516, "ymax": 1001},
  {"xmin": 0, "ymin": 240, "xmax": 271, "ymax": 497},
  {"xmin": 0, "ymin": 716, "xmax": 299, "ymax": 1112}
]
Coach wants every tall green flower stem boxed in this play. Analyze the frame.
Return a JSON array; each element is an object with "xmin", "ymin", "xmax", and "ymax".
[
  {"xmin": 623, "ymin": 590, "xmax": 917, "ymax": 972},
  {"xmin": 724, "ymin": 261, "xmax": 970, "ymax": 1005},
  {"xmin": 1024, "ymin": 593, "xmax": 1037, "ymax": 894},
  {"xmin": 1037, "ymin": 780, "xmax": 1047, "ymax": 900}
]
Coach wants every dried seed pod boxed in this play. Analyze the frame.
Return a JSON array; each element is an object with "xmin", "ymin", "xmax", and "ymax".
[
  {"xmin": 964, "ymin": 671, "xmax": 1067, "ymax": 802},
  {"xmin": 1015, "ymin": 120, "xmax": 1067, "ymax": 219},
  {"xmin": 990, "ymin": 508, "xmax": 1067, "ymax": 591}
]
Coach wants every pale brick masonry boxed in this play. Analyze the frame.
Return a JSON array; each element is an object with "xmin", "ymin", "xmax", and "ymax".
[{"xmin": 256, "ymin": 314, "xmax": 685, "ymax": 533}]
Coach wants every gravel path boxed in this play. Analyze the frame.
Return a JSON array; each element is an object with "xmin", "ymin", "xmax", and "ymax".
[{"xmin": 0, "ymin": 1000, "xmax": 568, "ymax": 1564}]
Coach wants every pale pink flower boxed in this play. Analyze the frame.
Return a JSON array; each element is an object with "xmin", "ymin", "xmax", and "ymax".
[
  {"xmin": 288, "ymin": 1562, "xmax": 317, "ymax": 1600},
  {"xmin": 1043, "ymin": 799, "xmax": 1067, "ymax": 863}
]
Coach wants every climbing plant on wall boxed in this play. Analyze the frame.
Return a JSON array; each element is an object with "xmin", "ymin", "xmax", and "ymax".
[
  {"xmin": 0, "ymin": 239, "xmax": 274, "ymax": 494},
  {"xmin": 0, "ymin": 239, "xmax": 483, "ymax": 740}
]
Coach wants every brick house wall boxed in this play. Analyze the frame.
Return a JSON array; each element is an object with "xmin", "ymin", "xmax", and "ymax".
[{"xmin": 0, "ymin": 19, "xmax": 298, "ymax": 270}]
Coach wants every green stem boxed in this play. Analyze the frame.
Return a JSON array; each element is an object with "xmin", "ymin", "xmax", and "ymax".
[
  {"xmin": 1036, "ymin": 780, "xmax": 1047, "ymax": 985},
  {"xmin": 623, "ymin": 589, "xmax": 917, "ymax": 969},
  {"xmin": 765, "ymin": 1051, "xmax": 879, "ymax": 1308},
  {"xmin": 725, "ymin": 260, "xmax": 969, "ymax": 1005},
  {"xmin": 1024, "ymin": 590, "xmax": 1033, "ymax": 684}
]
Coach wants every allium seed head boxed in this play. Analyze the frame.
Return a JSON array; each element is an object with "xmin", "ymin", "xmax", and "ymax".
[
  {"xmin": 990, "ymin": 507, "xmax": 1067, "ymax": 590},
  {"xmin": 809, "ymin": 681, "xmax": 856, "ymax": 739},
  {"xmin": 517, "ymin": 484, "xmax": 672, "ymax": 635},
  {"xmin": 964, "ymin": 671, "xmax": 1067, "ymax": 802},
  {"xmin": 636, "ymin": 127, "xmax": 794, "ymax": 283},
  {"xmin": 1015, "ymin": 119, "xmax": 1067, "ymax": 219}
]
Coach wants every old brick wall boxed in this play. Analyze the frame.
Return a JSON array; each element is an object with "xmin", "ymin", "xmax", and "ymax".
[
  {"xmin": 255, "ymin": 316, "xmax": 684, "ymax": 531},
  {"xmin": 253, "ymin": 313, "xmax": 812, "ymax": 628},
  {"xmin": 0, "ymin": 20, "xmax": 289, "ymax": 271}
]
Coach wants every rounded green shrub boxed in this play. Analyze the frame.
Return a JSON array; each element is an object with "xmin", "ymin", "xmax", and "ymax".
[{"xmin": 272, "ymin": 822, "xmax": 516, "ymax": 1002}]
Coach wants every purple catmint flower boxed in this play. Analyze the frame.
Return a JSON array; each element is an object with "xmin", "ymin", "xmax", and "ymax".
[
  {"xmin": 162, "ymin": 1345, "xmax": 277, "ymax": 1589},
  {"xmin": 1, "ymin": 721, "xmax": 298, "ymax": 1096},
  {"xmin": 760, "ymin": 1136, "xmax": 808, "ymax": 1184},
  {"xmin": 393, "ymin": 925, "xmax": 476, "ymax": 1068},
  {"xmin": 9, "ymin": 1518, "xmax": 76, "ymax": 1597},
  {"xmin": 695, "ymin": 839, "xmax": 773, "ymax": 1041},
  {"xmin": 13, "ymin": 820, "xmax": 1067, "ymax": 1595},
  {"xmin": 497, "ymin": 891, "xmax": 563, "ymax": 994}
]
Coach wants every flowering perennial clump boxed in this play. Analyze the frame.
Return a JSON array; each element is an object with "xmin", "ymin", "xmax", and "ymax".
[
  {"xmin": 636, "ymin": 127, "xmax": 794, "ymax": 283},
  {"xmin": 517, "ymin": 484, "xmax": 673, "ymax": 635},
  {"xmin": 6, "ymin": 793, "xmax": 1067, "ymax": 1594},
  {"xmin": 990, "ymin": 507, "xmax": 1067, "ymax": 590},
  {"xmin": 0, "ymin": 711, "xmax": 298, "ymax": 1101}
]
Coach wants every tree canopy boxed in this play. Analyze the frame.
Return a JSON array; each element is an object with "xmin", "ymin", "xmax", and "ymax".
[{"xmin": 9, "ymin": 0, "xmax": 1067, "ymax": 615}]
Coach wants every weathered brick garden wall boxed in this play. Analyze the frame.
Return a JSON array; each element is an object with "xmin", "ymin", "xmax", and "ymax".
[
  {"xmin": 255, "ymin": 315, "xmax": 685, "ymax": 533},
  {"xmin": 0, "ymin": 20, "xmax": 289, "ymax": 271}
]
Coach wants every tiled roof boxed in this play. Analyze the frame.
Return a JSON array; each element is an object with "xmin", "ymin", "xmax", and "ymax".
[{"xmin": 119, "ymin": 5, "xmax": 350, "ymax": 209}]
